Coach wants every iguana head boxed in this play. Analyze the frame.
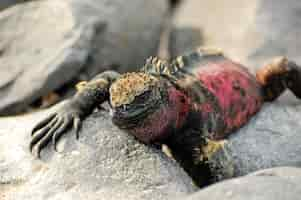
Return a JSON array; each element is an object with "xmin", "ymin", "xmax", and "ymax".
[
  {"xmin": 108, "ymin": 72, "xmax": 190, "ymax": 144},
  {"xmin": 109, "ymin": 72, "xmax": 164, "ymax": 123},
  {"xmin": 109, "ymin": 72, "xmax": 160, "ymax": 108},
  {"xmin": 109, "ymin": 72, "xmax": 174, "ymax": 143}
]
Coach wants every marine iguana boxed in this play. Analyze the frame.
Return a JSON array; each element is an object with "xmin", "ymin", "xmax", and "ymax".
[{"xmin": 29, "ymin": 48, "xmax": 301, "ymax": 185}]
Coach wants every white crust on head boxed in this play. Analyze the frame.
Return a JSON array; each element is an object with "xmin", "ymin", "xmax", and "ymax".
[{"xmin": 109, "ymin": 72, "xmax": 158, "ymax": 107}]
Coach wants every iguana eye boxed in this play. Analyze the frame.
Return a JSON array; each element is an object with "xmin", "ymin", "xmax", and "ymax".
[
  {"xmin": 118, "ymin": 90, "xmax": 152, "ymax": 111},
  {"xmin": 132, "ymin": 90, "xmax": 152, "ymax": 105}
]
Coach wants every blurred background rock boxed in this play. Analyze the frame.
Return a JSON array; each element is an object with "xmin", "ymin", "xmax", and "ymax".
[
  {"xmin": 0, "ymin": 0, "xmax": 170, "ymax": 115},
  {"xmin": 2, "ymin": 0, "xmax": 301, "ymax": 115},
  {"xmin": 0, "ymin": 0, "xmax": 29, "ymax": 11},
  {"xmin": 171, "ymin": 0, "xmax": 301, "ymax": 72}
]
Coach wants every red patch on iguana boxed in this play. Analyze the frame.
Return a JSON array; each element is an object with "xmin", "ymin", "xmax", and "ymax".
[
  {"xmin": 200, "ymin": 102, "xmax": 214, "ymax": 115},
  {"xmin": 131, "ymin": 105, "xmax": 175, "ymax": 143},
  {"xmin": 167, "ymin": 87, "xmax": 191, "ymax": 129},
  {"xmin": 197, "ymin": 59, "xmax": 263, "ymax": 136},
  {"xmin": 130, "ymin": 86, "xmax": 190, "ymax": 143}
]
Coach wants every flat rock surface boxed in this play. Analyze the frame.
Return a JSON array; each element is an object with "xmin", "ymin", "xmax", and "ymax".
[
  {"xmin": 171, "ymin": 0, "xmax": 301, "ymax": 71},
  {"xmin": 182, "ymin": 167, "xmax": 301, "ymax": 200},
  {"xmin": 207, "ymin": 100, "xmax": 301, "ymax": 181},
  {"xmin": 0, "ymin": 0, "xmax": 168, "ymax": 115},
  {"xmin": 0, "ymin": 104, "xmax": 196, "ymax": 200}
]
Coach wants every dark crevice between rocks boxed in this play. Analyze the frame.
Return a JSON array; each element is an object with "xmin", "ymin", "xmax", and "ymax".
[
  {"xmin": 10, "ymin": 69, "xmax": 85, "ymax": 115},
  {"xmin": 169, "ymin": 0, "xmax": 182, "ymax": 9},
  {"xmin": 184, "ymin": 162, "xmax": 214, "ymax": 188},
  {"xmin": 173, "ymin": 157, "xmax": 227, "ymax": 189},
  {"xmin": 29, "ymin": 56, "xmax": 120, "ymax": 112},
  {"xmin": 0, "ymin": 48, "xmax": 5, "ymax": 57},
  {"xmin": 29, "ymin": 79, "xmax": 78, "ymax": 110},
  {"xmin": 163, "ymin": 144, "xmax": 215, "ymax": 188}
]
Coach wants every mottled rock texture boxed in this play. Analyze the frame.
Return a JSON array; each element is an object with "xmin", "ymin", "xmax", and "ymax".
[{"xmin": 0, "ymin": 103, "xmax": 197, "ymax": 200}]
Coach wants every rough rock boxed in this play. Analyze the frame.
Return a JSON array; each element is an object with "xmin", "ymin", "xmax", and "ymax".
[
  {"xmin": 0, "ymin": 103, "xmax": 197, "ymax": 200},
  {"xmin": 182, "ymin": 167, "xmax": 301, "ymax": 200},
  {"xmin": 0, "ymin": 0, "xmax": 169, "ymax": 115},
  {"xmin": 206, "ymin": 101, "xmax": 301, "ymax": 181},
  {"xmin": 171, "ymin": 0, "xmax": 301, "ymax": 72}
]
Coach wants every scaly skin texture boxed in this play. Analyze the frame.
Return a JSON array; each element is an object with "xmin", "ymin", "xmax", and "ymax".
[
  {"xmin": 29, "ymin": 48, "xmax": 301, "ymax": 186},
  {"xmin": 192, "ymin": 56, "xmax": 262, "ymax": 138}
]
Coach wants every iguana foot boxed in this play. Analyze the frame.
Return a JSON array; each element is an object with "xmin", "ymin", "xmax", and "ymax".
[
  {"xmin": 200, "ymin": 139, "xmax": 226, "ymax": 161},
  {"xmin": 30, "ymin": 101, "xmax": 82, "ymax": 158},
  {"xmin": 256, "ymin": 57, "xmax": 301, "ymax": 101},
  {"xmin": 29, "ymin": 70, "xmax": 120, "ymax": 159}
]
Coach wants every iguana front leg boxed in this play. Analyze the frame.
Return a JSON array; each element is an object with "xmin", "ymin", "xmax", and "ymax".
[
  {"xmin": 166, "ymin": 128, "xmax": 213, "ymax": 187},
  {"xmin": 30, "ymin": 71, "xmax": 120, "ymax": 158}
]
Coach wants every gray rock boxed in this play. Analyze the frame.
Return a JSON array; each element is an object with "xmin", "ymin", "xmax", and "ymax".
[
  {"xmin": 0, "ymin": 0, "xmax": 28, "ymax": 11},
  {"xmin": 169, "ymin": 27, "xmax": 202, "ymax": 58},
  {"xmin": 182, "ymin": 167, "xmax": 301, "ymax": 200},
  {"xmin": 171, "ymin": 0, "xmax": 301, "ymax": 72},
  {"xmin": 0, "ymin": 104, "xmax": 197, "ymax": 200},
  {"xmin": 207, "ymin": 101, "xmax": 301, "ymax": 181},
  {"xmin": 0, "ymin": 0, "xmax": 169, "ymax": 115},
  {"xmin": 250, "ymin": 166, "xmax": 301, "ymax": 178}
]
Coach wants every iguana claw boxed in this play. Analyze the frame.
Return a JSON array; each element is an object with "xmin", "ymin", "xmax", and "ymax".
[{"xmin": 30, "ymin": 103, "xmax": 81, "ymax": 158}]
